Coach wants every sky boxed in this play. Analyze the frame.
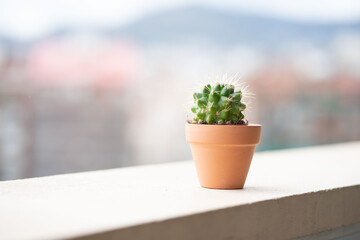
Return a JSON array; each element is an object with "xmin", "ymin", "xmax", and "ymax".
[{"xmin": 0, "ymin": 0, "xmax": 360, "ymax": 40}]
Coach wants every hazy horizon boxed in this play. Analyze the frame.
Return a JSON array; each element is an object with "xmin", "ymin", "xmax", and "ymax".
[{"xmin": 1, "ymin": 0, "xmax": 360, "ymax": 40}]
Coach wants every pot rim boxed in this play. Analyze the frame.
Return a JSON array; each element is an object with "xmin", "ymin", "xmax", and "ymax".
[
  {"xmin": 185, "ymin": 122, "xmax": 262, "ymax": 145},
  {"xmin": 185, "ymin": 122, "xmax": 261, "ymax": 127}
]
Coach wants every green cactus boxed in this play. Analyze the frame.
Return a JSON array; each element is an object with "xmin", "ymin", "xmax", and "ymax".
[{"xmin": 191, "ymin": 83, "xmax": 247, "ymax": 124}]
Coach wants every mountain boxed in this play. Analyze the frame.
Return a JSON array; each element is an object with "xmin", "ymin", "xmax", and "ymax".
[
  {"xmin": 114, "ymin": 6, "xmax": 360, "ymax": 50},
  {"xmin": 0, "ymin": 33, "xmax": 12, "ymax": 46},
  {"xmin": 2, "ymin": 5, "xmax": 360, "ymax": 51}
]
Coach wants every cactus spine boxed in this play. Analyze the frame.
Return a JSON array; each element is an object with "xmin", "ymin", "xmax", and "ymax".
[{"xmin": 191, "ymin": 83, "xmax": 247, "ymax": 124}]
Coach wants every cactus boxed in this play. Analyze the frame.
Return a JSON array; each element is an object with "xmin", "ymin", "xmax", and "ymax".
[{"xmin": 191, "ymin": 82, "xmax": 247, "ymax": 125}]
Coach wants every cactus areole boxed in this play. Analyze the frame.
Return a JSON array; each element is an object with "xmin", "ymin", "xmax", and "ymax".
[{"xmin": 190, "ymin": 83, "xmax": 247, "ymax": 125}]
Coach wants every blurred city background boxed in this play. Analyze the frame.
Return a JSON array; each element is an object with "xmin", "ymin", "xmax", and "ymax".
[{"xmin": 0, "ymin": 0, "xmax": 360, "ymax": 180}]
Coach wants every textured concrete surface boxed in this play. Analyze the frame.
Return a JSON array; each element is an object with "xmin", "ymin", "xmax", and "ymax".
[
  {"xmin": 296, "ymin": 222, "xmax": 360, "ymax": 240},
  {"xmin": 0, "ymin": 142, "xmax": 359, "ymax": 240}
]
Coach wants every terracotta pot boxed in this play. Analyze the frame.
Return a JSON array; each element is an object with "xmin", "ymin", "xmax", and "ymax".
[{"xmin": 185, "ymin": 123, "xmax": 261, "ymax": 189}]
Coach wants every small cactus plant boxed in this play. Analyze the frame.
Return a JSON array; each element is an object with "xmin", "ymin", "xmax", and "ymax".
[{"xmin": 190, "ymin": 82, "xmax": 248, "ymax": 125}]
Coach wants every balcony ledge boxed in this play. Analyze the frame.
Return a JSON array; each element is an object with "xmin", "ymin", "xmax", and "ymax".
[{"xmin": 0, "ymin": 142, "xmax": 359, "ymax": 240}]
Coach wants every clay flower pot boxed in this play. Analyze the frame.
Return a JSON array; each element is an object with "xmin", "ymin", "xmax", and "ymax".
[{"xmin": 186, "ymin": 123, "xmax": 261, "ymax": 189}]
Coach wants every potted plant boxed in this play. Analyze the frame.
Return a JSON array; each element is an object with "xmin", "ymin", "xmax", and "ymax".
[{"xmin": 185, "ymin": 77, "xmax": 261, "ymax": 189}]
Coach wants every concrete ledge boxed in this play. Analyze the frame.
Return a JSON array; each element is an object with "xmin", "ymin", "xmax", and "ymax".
[
  {"xmin": 296, "ymin": 222, "xmax": 360, "ymax": 240},
  {"xmin": 0, "ymin": 142, "xmax": 359, "ymax": 240}
]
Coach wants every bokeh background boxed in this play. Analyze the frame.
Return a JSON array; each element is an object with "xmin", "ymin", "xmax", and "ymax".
[{"xmin": 1, "ymin": 0, "xmax": 360, "ymax": 180}]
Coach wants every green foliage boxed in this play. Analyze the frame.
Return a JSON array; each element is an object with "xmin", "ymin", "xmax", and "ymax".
[{"xmin": 192, "ymin": 83, "xmax": 247, "ymax": 124}]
